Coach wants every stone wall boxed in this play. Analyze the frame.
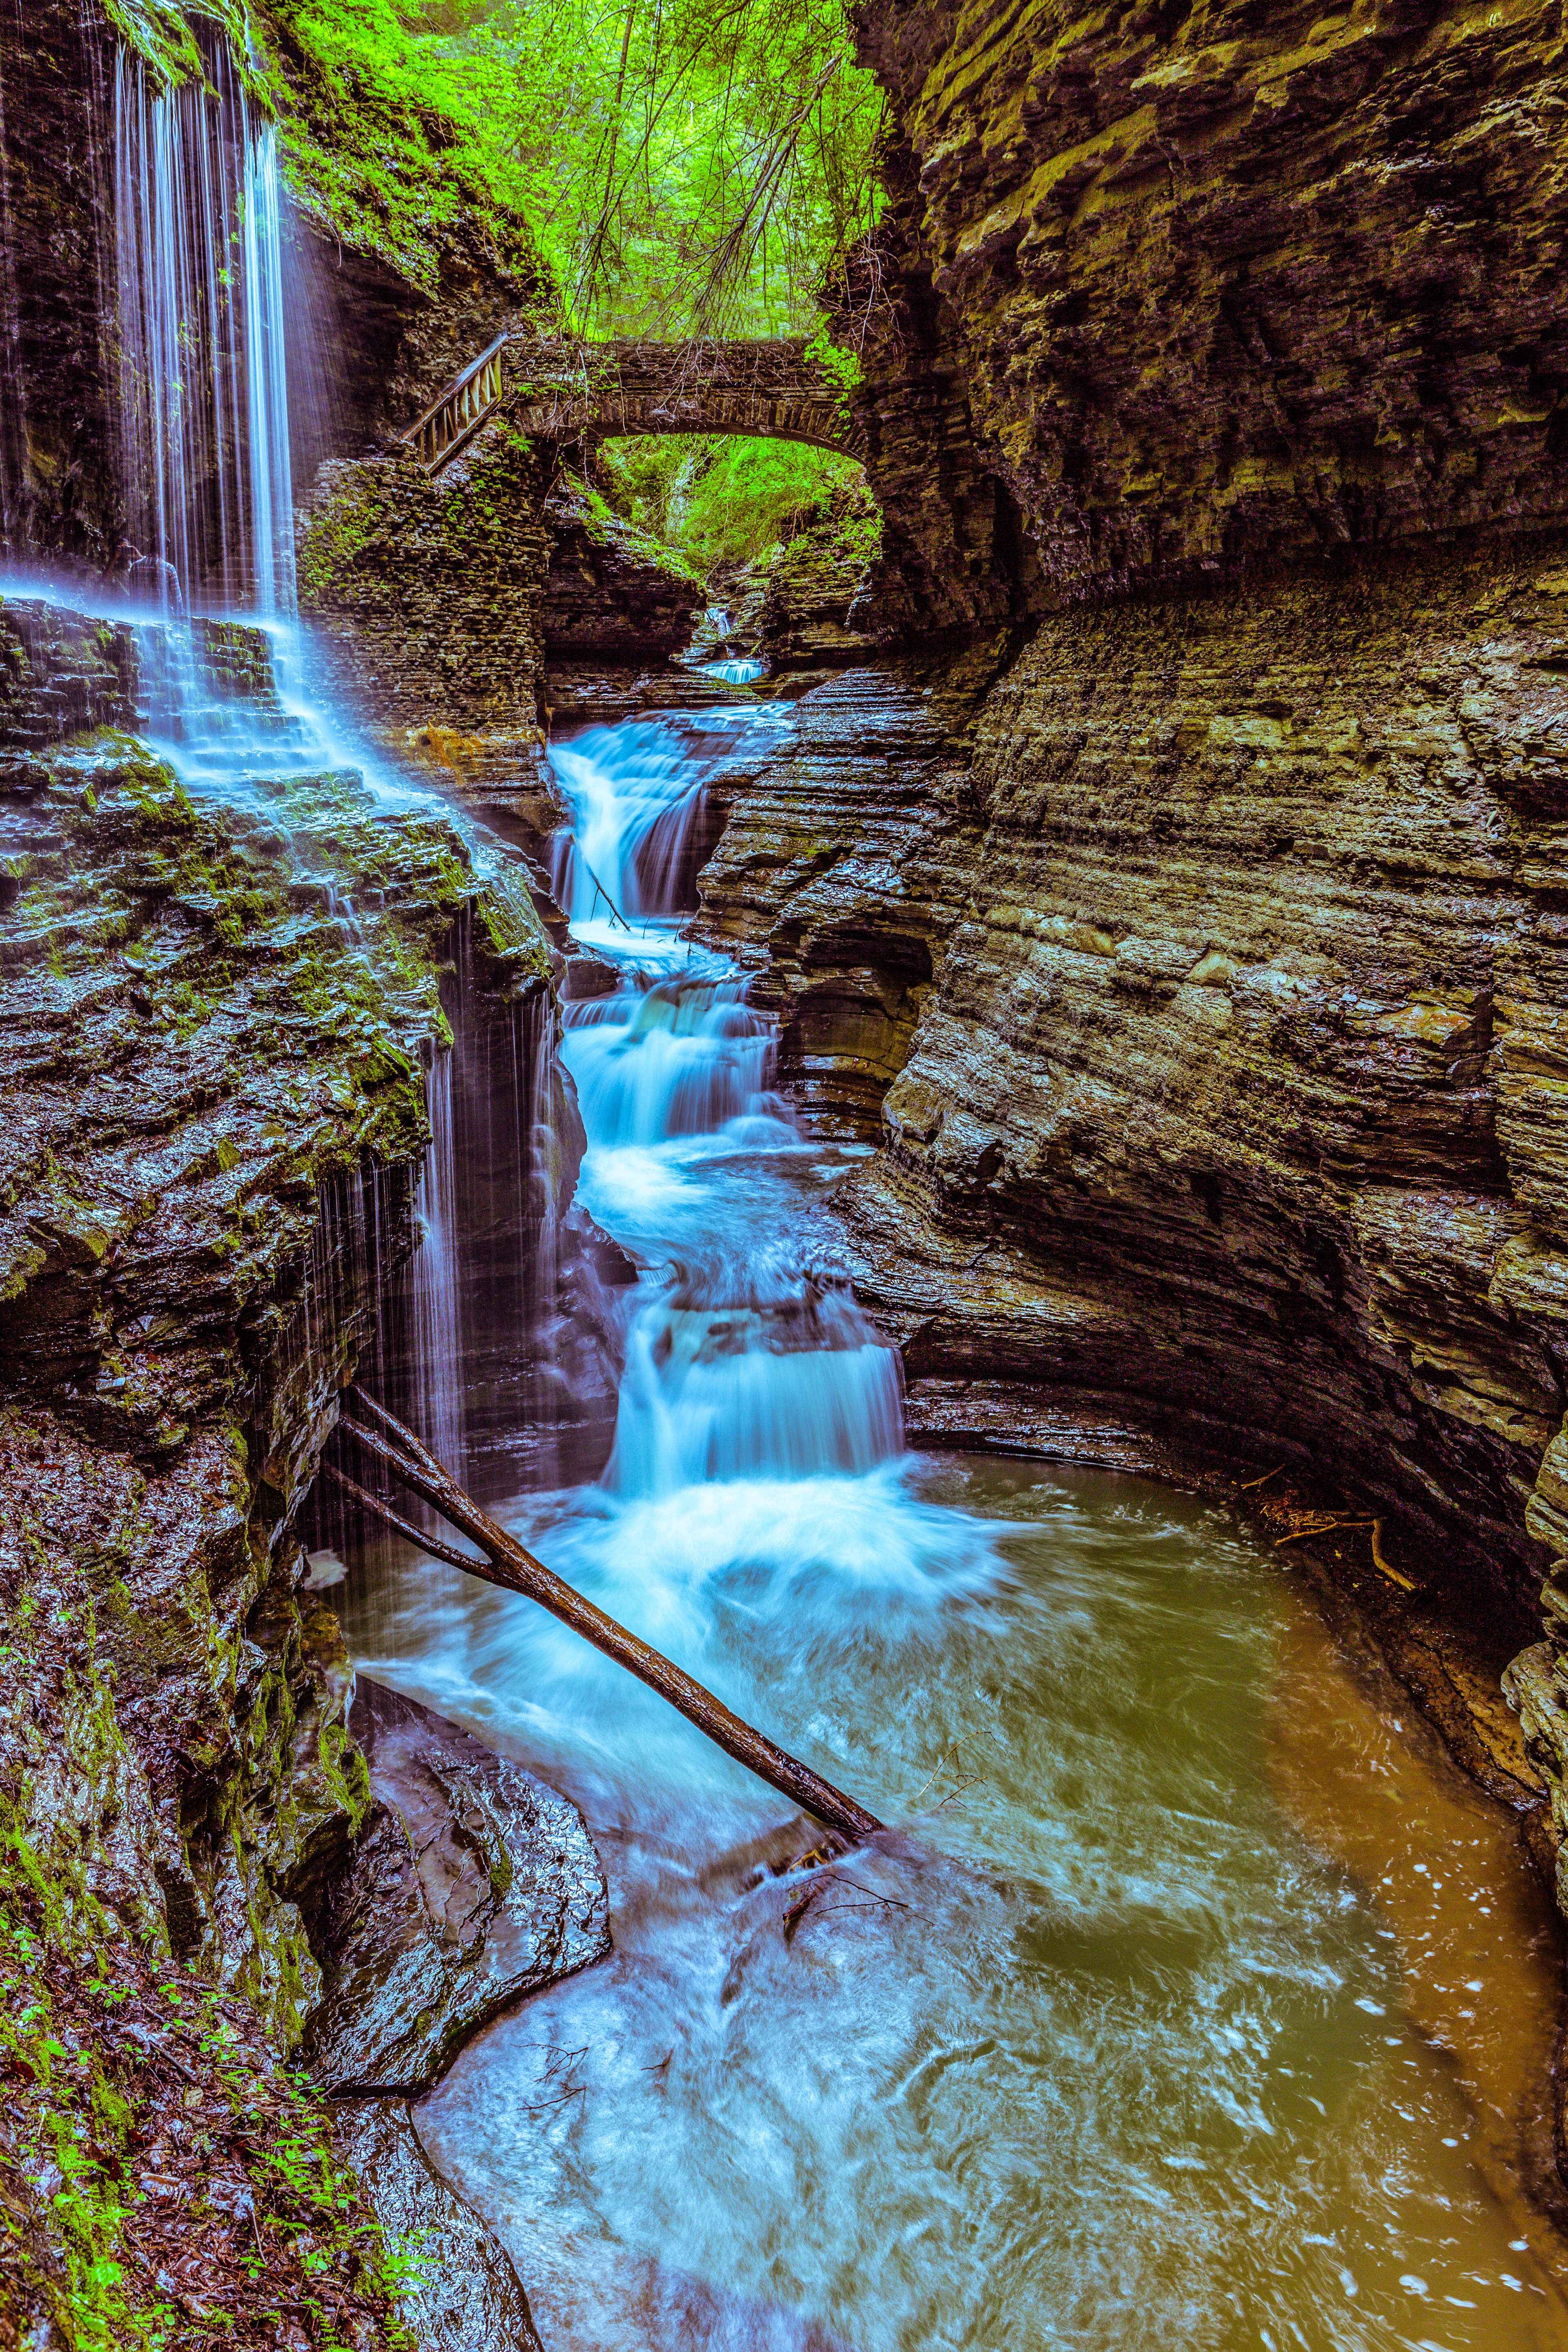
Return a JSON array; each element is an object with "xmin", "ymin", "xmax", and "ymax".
[
  {"xmin": 296, "ymin": 415, "xmax": 559, "ymax": 819},
  {"xmin": 0, "ymin": 599, "xmax": 566, "ymax": 2341},
  {"xmin": 541, "ymin": 468, "xmax": 705, "ymax": 670}
]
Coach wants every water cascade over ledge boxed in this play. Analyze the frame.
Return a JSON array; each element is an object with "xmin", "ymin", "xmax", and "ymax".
[
  {"xmin": 341, "ymin": 697, "xmax": 1568, "ymax": 2352},
  {"xmin": 112, "ymin": 38, "xmax": 295, "ymax": 619}
]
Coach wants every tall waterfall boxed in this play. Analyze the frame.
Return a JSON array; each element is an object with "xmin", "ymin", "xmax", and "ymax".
[
  {"xmin": 407, "ymin": 1045, "xmax": 467, "ymax": 1488},
  {"xmin": 111, "ymin": 42, "xmax": 295, "ymax": 618}
]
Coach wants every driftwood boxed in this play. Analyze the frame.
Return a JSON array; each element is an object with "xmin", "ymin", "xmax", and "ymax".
[{"xmin": 337, "ymin": 1388, "xmax": 884, "ymax": 1847}]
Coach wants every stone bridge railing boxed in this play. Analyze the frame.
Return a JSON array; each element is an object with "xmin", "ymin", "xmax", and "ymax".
[{"xmin": 403, "ymin": 333, "xmax": 866, "ymax": 474}]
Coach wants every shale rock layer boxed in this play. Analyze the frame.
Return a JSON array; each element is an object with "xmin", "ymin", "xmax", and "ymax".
[
  {"xmin": 853, "ymin": 0, "xmax": 1568, "ymax": 597},
  {"xmin": 696, "ymin": 544, "xmax": 1568, "ymax": 1627}
]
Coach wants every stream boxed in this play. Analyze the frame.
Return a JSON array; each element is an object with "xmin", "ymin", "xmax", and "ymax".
[{"xmin": 339, "ymin": 696, "xmax": 1568, "ymax": 2352}]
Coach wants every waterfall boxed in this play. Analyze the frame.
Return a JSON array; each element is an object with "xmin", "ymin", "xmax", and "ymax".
[
  {"xmin": 407, "ymin": 1047, "xmax": 466, "ymax": 1485},
  {"xmin": 550, "ymin": 720, "xmax": 713, "ymax": 925},
  {"xmin": 548, "ymin": 701, "xmax": 904, "ymax": 1499},
  {"xmin": 111, "ymin": 41, "xmax": 295, "ymax": 619},
  {"xmin": 239, "ymin": 118, "xmax": 295, "ymax": 620},
  {"xmin": 564, "ymin": 981, "xmax": 780, "ymax": 1147},
  {"xmin": 701, "ymin": 657, "xmax": 766, "ymax": 685},
  {"xmin": 605, "ymin": 1258, "xmax": 904, "ymax": 1498}
]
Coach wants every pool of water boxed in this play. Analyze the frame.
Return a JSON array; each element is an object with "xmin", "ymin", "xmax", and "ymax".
[{"xmin": 345, "ymin": 1453, "xmax": 1567, "ymax": 2352}]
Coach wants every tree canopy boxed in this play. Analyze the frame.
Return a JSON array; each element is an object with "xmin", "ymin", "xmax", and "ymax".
[{"xmin": 276, "ymin": 0, "xmax": 885, "ymax": 336}]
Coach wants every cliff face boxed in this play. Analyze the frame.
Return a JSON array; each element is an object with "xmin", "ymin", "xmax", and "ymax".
[
  {"xmin": 0, "ymin": 0, "xmax": 117, "ymax": 567},
  {"xmin": 842, "ymin": 542, "xmax": 1568, "ymax": 1611},
  {"xmin": 540, "ymin": 469, "xmax": 706, "ymax": 671},
  {"xmin": 695, "ymin": 4, "xmax": 1568, "ymax": 1782},
  {"xmin": 851, "ymin": 0, "xmax": 1568, "ymax": 601},
  {"xmin": 0, "ymin": 600, "xmax": 589, "ymax": 2343}
]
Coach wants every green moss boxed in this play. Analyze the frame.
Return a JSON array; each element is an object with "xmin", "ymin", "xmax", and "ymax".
[
  {"xmin": 259, "ymin": 0, "xmax": 553, "ymax": 301},
  {"xmin": 297, "ymin": 477, "xmax": 390, "ymax": 604},
  {"xmin": 100, "ymin": 0, "xmax": 252, "ymax": 90}
]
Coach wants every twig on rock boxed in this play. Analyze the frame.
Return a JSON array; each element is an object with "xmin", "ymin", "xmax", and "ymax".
[{"xmin": 1370, "ymin": 1517, "xmax": 1417, "ymax": 1592}]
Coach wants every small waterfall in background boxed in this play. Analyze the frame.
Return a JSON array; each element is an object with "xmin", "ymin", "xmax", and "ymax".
[
  {"xmin": 700, "ymin": 655, "xmax": 765, "ymax": 684},
  {"xmin": 111, "ymin": 40, "xmax": 294, "ymax": 620}
]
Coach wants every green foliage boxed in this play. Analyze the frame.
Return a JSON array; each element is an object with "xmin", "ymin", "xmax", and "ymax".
[
  {"xmin": 804, "ymin": 325, "xmax": 864, "ymax": 411},
  {"xmin": 278, "ymin": 0, "xmax": 884, "ymax": 334},
  {"xmin": 597, "ymin": 433, "xmax": 869, "ymax": 574},
  {"xmin": 101, "ymin": 0, "xmax": 251, "ymax": 88},
  {"xmin": 260, "ymin": 0, "xmax": 554, "ymax": 298},
  {"xmin": 114, "ymin": 0, "xmax": 884, "ymax": 341}
]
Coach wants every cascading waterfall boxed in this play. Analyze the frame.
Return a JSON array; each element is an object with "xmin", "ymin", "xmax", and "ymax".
[
  {"xmin": 550, "ymin": 719, "xmax": 715, "ymax": 926},
  {"xmin": 340, "ymin": 688, "xmax": 1568, "ymax": 2351},
  {"xmin": 700, "ymin": 655, "xmax": 766, "ymax": 685},
  {"xmin": 111, "ymin": 39, "xmax": 294, "ymax": 620},
  {"xmin": 564, "ymin": 980, "xmax": 781, "ymax": 1148},
  {"xmin": 101, "ymin": 33, "xmax": 533, "ymax": 1559},
  {"xmin": 237, "ymin": 111, "xmax": 294, "ymax": 620},
  {"xmin": 605, "ymin": 1253, "xmax": 904, "ymax": 1497}
]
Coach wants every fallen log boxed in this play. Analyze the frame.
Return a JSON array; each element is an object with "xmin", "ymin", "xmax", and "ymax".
[{"xmin": 336, "ymin": 1387, "xmax": 884, "ymax": 1847}]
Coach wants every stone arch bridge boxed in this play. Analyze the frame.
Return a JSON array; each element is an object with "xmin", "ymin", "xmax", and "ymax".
[{"xmin": 402, "ymin": 332, "xmax": 868, "ymax": 474}]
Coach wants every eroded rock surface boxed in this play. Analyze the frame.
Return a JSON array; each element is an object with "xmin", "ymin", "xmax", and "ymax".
[
  {"xmin": 337, "ymin": 2100, "xmax": 548, "ymax": 2352},
  {"xmin": 542, "ymin": 469, "xmax": 706, "ymax": 669},
  {"xmin": 694, "ymin": 543, "xmax": 1568, "ymax": 1637},
  {"xmin": 694, "ymin": 646, "xmax": 1009, "ymax": 1129},
  {"xmin": 852, "ymin": 0, "xmax": 1568, "ymax": 601},
  {"xmin": 306, "ymin": 1680, "xmax": 609, "ymax": 2095},
  {"xmin": 0, "ymin": 597, "xmax": 590, "ymax": 2337}
]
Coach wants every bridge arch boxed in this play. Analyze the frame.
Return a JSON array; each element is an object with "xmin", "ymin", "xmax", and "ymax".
[{"xmin": 402, "ymin": 334, "xmax": 868, "ymax": 474}]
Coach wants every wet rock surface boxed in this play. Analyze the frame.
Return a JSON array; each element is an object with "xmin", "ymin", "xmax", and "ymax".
[
  {"xmin": 305, "ymin": 1680, "xmax": 609, "ymax": 2094},
  {"xmin": 0, "ymin": 598, "xmax": 592, "ymax": 2339},
  {"xmin": 853, "ymin": 0, "xmax": 1568, "ymax": 602},
  {"xmin": 542, "ymin": 470, "xmax": 706, "ymax": 668},
  {"xmin": 692, "ymin": 644, "xmax": 1010, "ymax": 1129},
  {"xmin": 296, "ymin": 422, "xmax": 558, "ymax": 823},
  {"xmin": 694, "ymin": 541, "xmax": 1568, "ymax": 1636},
  {"xmin": 336, "ymin": 2100, "xmax": 548, "ymax": 2352}
]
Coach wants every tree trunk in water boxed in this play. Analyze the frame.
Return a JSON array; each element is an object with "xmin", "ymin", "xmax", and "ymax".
[{"xmin": 337, "ymin": 1388, "xmax": 885, "ymax": 1847}]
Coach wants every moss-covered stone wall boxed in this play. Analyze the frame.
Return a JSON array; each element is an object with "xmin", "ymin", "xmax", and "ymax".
[
  {"xmin": 296, "ymin": 417, "xmax": 561, "ymax": 816},
  {"xmin": 0, "ymin": 595, "xmax": 555, "ymax": 2343}
]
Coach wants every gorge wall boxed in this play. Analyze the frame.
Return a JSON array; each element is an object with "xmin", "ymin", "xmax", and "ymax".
[
  {"xmin": 850, "ymin": 0, "xmax": 1568, "ymax": 598},
  {"xmin": 0, "ymin": 599, "xmax": 596, "ymax": 2346},
  {"xmin": 688, "ymin": 0, "xmax": 1568, "ymax": 1898}
]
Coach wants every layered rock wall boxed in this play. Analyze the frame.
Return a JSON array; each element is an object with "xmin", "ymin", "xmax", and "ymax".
[
  {"xmin": 0, "ymin": 0, "xmax": 116, "ymax": 567},
  {"xmin": 541, "ymin": 468, "xmax": 706, "ymax": 671},
  {"xmin": 689, "ymin": 4, "xmax": 1568, "ymax": 1759},
  {"xmin": 296, "ymin": 418, "xmax": 560, "ymax": 825},
  {"xmin": 852, "ymin": 0, "xmax": 1568, "ymax": 600},
  {"xmin": 831, "ymin": 544, "xmax": 1568, "ymax": 1617},
  {"xmin": 0, "ymin": 599, "xmax": 573, "ymax": 2340}
]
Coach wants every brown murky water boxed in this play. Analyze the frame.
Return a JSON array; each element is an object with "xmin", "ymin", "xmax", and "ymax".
[
  {"xmin": 1267, "ymin": 1585, "xmax": 1567, "ymax": 2321},
  {"xmin": 352, "ymin": 1459, "xmax": 1568, "ymax": 2351}
]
